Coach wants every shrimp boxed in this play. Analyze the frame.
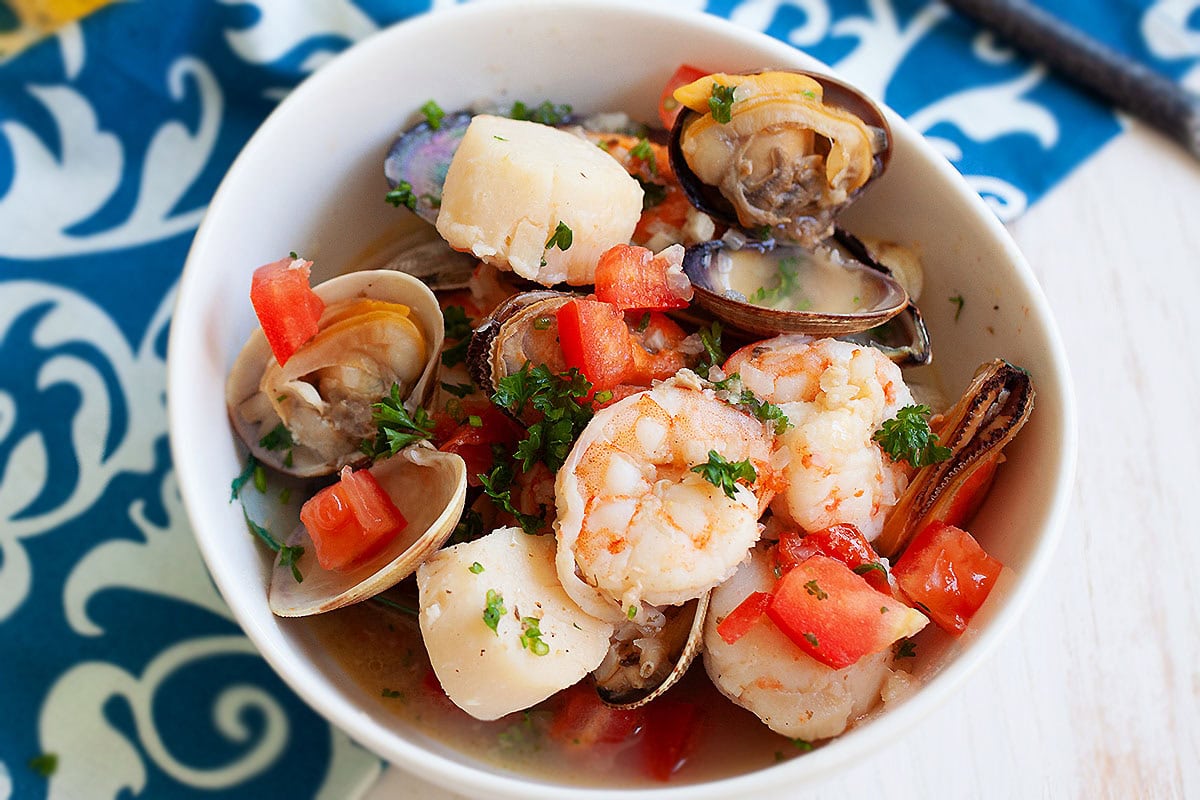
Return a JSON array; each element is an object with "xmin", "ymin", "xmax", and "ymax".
[
  {"xmin": 703, "ymin": 545, "xmax": 909, "ymax": 740},
  {"xmin": 555, "ymin": 373, "xmax": 776, "ymax": 622},
  {"xmin": 724, "ymin": 335, "xmax": 914, "ymax": 540}
]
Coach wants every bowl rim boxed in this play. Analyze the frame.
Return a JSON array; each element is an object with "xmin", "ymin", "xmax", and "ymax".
[{"xmin": 168, "ymin": 1, "xmax": 1078, "ymax": 797}]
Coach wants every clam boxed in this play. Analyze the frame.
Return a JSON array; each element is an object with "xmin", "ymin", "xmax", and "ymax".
[
  {"xmin": 226, "ymin": 269, "xmax": 444, "ymax": 477},
  {"xmin": 466, "ymin": 290, "xmax": 574, "ymax": 400},
  {"xmin": 874, "ymin": 360, "xmax": 1035, "ymax": 558},
  {"xmin": 681, "ymin": 236, "xmax": 908, "ymax": 338},
  {"xmin": 365, "ymin": 223, "xmax": 477, "ymax": 291},
  {"xmin": 592, "ymin": 593, "xmax": 709, "ymax": 709},
  {"xmin": 268, "ymin": 443, "xmax": 468, "ymax": 616},
  {"xmin": 667, "ymin": 70, "xmax": 890, "ymax": 246},
  {"xmin": 384, "ymin": 110, "xmax": 473, "ymax": 225}
]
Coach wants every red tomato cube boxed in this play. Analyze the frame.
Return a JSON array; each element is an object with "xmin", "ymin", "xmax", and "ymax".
[
  {"xmin": 249, "ymin": 256, "xmax": 325, "ymax": 366},
  {"xmin": 658, "ymin": 64, "xmax": 709, "ymax": 130},
  {"xmin": 641, "ymin": 699, "xmax": 701, "ymax": 782},
  {"xmin": 775, "ymin": 524, "xmax": 893, "ymax": 595},
  {"xmin": 716, "ymin": 591, "xmax": 773, "ymax": 645},
  {"xmin": 300, "ymin": 466, "xmax": 407, "ymax": 571},
  {"xmin": 594, "ymin": 244, "xmax": 693, "ymax": 311},
  {"xmin": 766, "ymin": 555, "xmax": 927, "ymax": 669},
  {"xmin": 555, "ymin": 298, "xmax": 635, "ymax": 391},
  {"xmin": 550, "ymin": 683, "xmax": 642, "ymax": 748},
  {"xmin": 891, "ymin": 521, "xmax": 1003, "ymax": 634}
]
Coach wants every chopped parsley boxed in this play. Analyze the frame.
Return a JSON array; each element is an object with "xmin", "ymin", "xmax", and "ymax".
[
  {"xmin": 385, "ymin": 180, "xmax": 417, "ymax": 210},
  {"xmin": 492, "ymin": 364, "xmax": 596, "ymax": 473},
  {"xmin": 872, "ymin": 404, "xmax": 952, "ymax": 468},
  {"xmin": 441, "ymin": 381, "xmax": 475, "ymax": 398},
  {"xmin": 449, "ymin": 508, "xmax": 485, "ymax": 546},
  {"xmin": 467, "ymin": 414, "xmax": 483, "ymax": 428},
  {"xmin": 366, "ymin": 383, "xmax": 436, "ymax": 458},
  {"xmin": 803, "ymin": 632, "xmax": 819, "ymax": 647},
  {"xmin": 854, "ymin": 562, "xmax": 888, "ymax": 578},
  {"xmin": 28, "ymin": 753, "xmax": 58, "ymax": 778},
  {"xmin": 519, "ymin": 616, "xmax": 551, "ymax": 656},
  {"xmin": 278, "ymin": 487, "xmax": 291, "ymax": 504},
  {"xmin": 747, "ymin": 257, "xmax": 801, "ymax": 308},
  {"xmin": 371, "ymin": 595, "xmax": 420, "ymax": 617},
  {"xmin": 695, "ymin": 321, "xmax": 725, "ymax": 379},
  {"xmin": 736, "ymin": 389, "xmax": 792, "ymax": 435},
  {"xmin": 510, "ymin": 99, "xmax": 573, "ymax": 126},
  {"xmin": 253, "ymin": 463, "xmax": 267, "ymax": 494},
  {"xmin": 949, "ymin": 294, "xmax": 965, "ymax": 321},
  {"xmin": 635, "ymin": 311, "xmax": 651, "ymax": 332},
  {"xmin": 690, "ymin": 450, "xmax": 757, "ymax": 500},
  {"xmin": 420, "ymin": 99, "xmax": 445, "ymax": 130},
  {"xmin": 896, "ymin": 639, "xmax": 917, "ymax": 659},
  {"xmin": 708, "ymin": 82, "xmax": 737, "ymax": 123},
  {"xmin": 469, "ymin": 561, "xmax": 485, "ymax": 574},
  {"xmin": 545, "ymin": 221, "xmax": 573, "ymax": 252},
  {"xmin": 792, "ymin": 738, "xmax": 814, "ymax": 752},
  {"xmin": 483, "ymin": 589, "xmax": 506, "ymax": 633},
  {"xmin": 629, "ymin": 137, "xmax": 657, "ymax": 174},
  {"xmin": 279, "ymin": 544, "xmax": 305, "ymax": 583},
  {"xmin": 804, "ymin": 580, "xmax": 828, "ymax": 601},
  {"xmin": 637, "ymin": 177, "xmax": 668, "ymax": 210},
  {"xmin": 243, "ymin": 508, "xmax": 282, "ymax": 551},
  {"xmin": 441, "ymin": 304, "xmax": 473, "ymax": 367},
  {"xmin": 593, "ymin": 389, "xmax": 613, "ymax": 404},
  {"xmin": 627, "ymin": 604, "xmax": 638, "ymax": 620},
  {"xmin": 533, "ymin": 315, "xmax": 553, "ymax": 331},
  {"xmin": 480, "ymin": 461, "xmax": 544, "ymax": 534},
  {"xmin": 230, "ymin": 456, "xmax": 258, "ymax": 501},
  {"xmin": 289, "ymin": 250, "xmax": 299, "ymax": 259},
  {"xmin": 259, "ymin": 423, "xmax": 294, "ymax": 452}
]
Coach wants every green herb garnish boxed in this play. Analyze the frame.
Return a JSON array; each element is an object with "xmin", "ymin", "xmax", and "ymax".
[
  {"xmin": 792, "ymin": 738, "xmax": 814, "ymax": 752},
  {"xmin": 483, "ymin": 589, "xmax": 506, "ymax": 633},
  {"xmin": 385, "ymin": 180, "xmax": 417, "ymax": 210},
  {"xmin": 420, "ymin": 99, "xmax": 445, "ymax": 130},
  {"xmin": 637, "ymin": 177, "xmax": 668, "ymax": 210},
  {"xmin": 368, "ymin": 383, "xmax": 435, "ymax": 458},
  {"xmin": 449, "ymin": 509, "xmax": 485, "ymax": 546},
  {"xmin": 253, "ymin": 463, "xmax": 267, "ymax": 494},
  {"xmin": 372, "ymin": 595, "xmax": 420, "ymax": 617},
  {"xmin": 803, "ymin": 632, "xmax": 819, "ymax": 648},
  {"xmin": 381, "ymin": 688, "xmax": 404, "ymax": 699},
  {"xmin": 635, "ymin": 311, "xmax": 651, "ymax": 333},
  {"xmin": 854, "ymin": 562, "xmax": 887, "ymax": 578},
  {"xmin": 629, "ymin": 137, "xmax": 657, "ymax": 174},
  {"xmin": 441, "ymin": 304, "xmax": 473, "ymax": 367},
  {"xmin": 230, "ymin": 456, "xmax": 258, "ymax": 501},
  {"xmin": 690, "ymin": 450, "xmax": 757, "ymax": 500},
  {"xmin": 747, "ymin": 257, "xmax": 801, "ymax": 308},
  {"xmin": 480, "ymin": 461, "xmax": 544, "ymax": 534},
  {"xmin": 469, "ymin": 561, "xmax": 485, "ymax": 574},
  {"xmin": 872, "ymin": 404, "xmax": 952, "ymax": 468},
  {"xmin": 736, "ymin": 389, "xmax": 792, "ymax": 435},
  {"xmin": 492, "ymin": 364, "xmax": 596, "ymax": 472},
  {"xmin": 441, "ymin": 381, "xmax": 475, "ymax": 398},
  {"xmin": 708, "ymin": 82, "xmax": 736, "ymax": 123},
  {"xmin": 545, "ymin": 220, "xmax": 573, "ymax": 252},
  {"xmin": 259, "ymin": 423, "xmax": 293, "ymax": 451},
  {"xmin": 695, "ymin": 321, "xmax": 725, "ymax": 379},
  {"xmin": 804, "ymin": 580, "xmax": 828, "ymax": 601},
  {"xmin": 279, "ymin": 544, "xmax": 305, "ymax": 583},
  {"xmin": 896, "ymin": 639, "xmax": 917, "ymax": 659},
  {"xmin": 627, "ymin": 605, "xmax": 638, "ymax": 620},
  {"xmin": 949, "ymin": 294, "xmax": 965, "ymax": 321},
  {"xmin": 519, "ymin": 616, "xmax": 551, "ymax": 656},
  {"xmin": 510, "ymin": 99, "xmax": 573, "ymax": 125},
  {"xmin": 243, "ymin": 508, "xmax": 282, "ymax": 551}
]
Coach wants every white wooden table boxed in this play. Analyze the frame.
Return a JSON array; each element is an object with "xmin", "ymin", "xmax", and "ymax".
[{"xmin": 364, "ymin": 121, "xmax": 1200, "ymax": 799}]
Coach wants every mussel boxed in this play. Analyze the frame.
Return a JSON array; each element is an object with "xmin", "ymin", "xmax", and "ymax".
[
  {"xmin": 592, "ymin": 594, "xmax": 709, "ymax": 709},
  {"xmin": 226, "ymin": 269, "xmax": 444, "ymax": 477},
  {"xmin": 268, "ymin": 442, "xmax": 468, "ymax": 616},
  {"xmin": 384, "ymin": 110, "xmax": 473, "ymax": 225},
  {"xmin": 668, "ymin": 70, "xmax": 890, "ymax": 247},
  {"xmin": 681, "ymin": 236, "xmax": 909, "ymax": 337},
  {"xmin": 874, "ymin": 360, "xmax": 1035, "ymax": 557}
]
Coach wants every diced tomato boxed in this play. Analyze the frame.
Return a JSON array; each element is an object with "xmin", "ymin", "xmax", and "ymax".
[
  {"xmin": 766, "ymin": 555, "xmax": 927, "ymax": 670},
  {"xmin": 594, "ymin": 244, "xmax": 693, "ymax": 311},
  {"xmin": 775, "ymin": 525, "xmax": 892, "ymax": 595},
  {"xmin": 249, "ymin": 256, "xmax": 325, "ymax": 366},
  {"xmin": 716, "ymin": 591, "xmax": 773, "ymax": 645},
  {"xmin": 438, "ymin": 403, "xmax": 524, "ymax": 486},
  {"xmin": 891, "ymin": 521, "xmax": 1003, "ymax": 635},
  {"xmin": 299, "ymin": 466, "xmax": 407, "ymax": 571},
  {"xmin": 627, "ymin": 311, "xmax": 691, "ymax": 384},
  {"xmin": 658, "ymin": 64, "xmax": 709, "ymax": 130},
  {"xmin": 550, "ymin": 683, "xmax": 642, "ymax": 748},
  {"xmin": 556, "ymin": 298, "xmax": 635, "ymax": 391},
  {"xmin": 641, "ymin": 699, "xmax": 701, "ymax": 782}
]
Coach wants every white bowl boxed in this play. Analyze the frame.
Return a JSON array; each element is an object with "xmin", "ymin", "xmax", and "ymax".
[{"xmin": 168, "ymin": 2, "xmax": 1077, "ymax": 797}]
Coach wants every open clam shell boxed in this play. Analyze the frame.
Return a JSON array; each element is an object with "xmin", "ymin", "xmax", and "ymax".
[
  {"xmin": 874, "ymin": 360, "xmax": 1035, "ymax": 557},
  {"xmin": 384, "ymin": 110, "xmax": 474, "ymax": 225},
  {"xmin": 681, "ymin": 237, "xmax": 909, "ymax": 338},
  {"xmin": 593, "ymin": 593, "xmax": 710, "ymax": 710},
  {"xmin": 268, "ymin": 443, "xmax": 468, "ymax": 616},
  {"xmin": 668, "ymin": 70, "xmax": 890, "ymax": 246},
  {"xmin": 226, "ymin": 269, "xmax": 444, "ymax": 477},
  {"xmin": 466, "ymin": 290, "xmax": 574, "ymax": 401}
]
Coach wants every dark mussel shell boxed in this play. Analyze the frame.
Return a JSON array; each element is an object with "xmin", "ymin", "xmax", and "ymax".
[
  {"xmin": 681, "ymin": 234, "xmax": 909, "ymax": 339},
  {"xmin": 667, "ymin": 70, "xmax": 892, "ymax": 246},
  {"xmin": 384, "ymin": 110, "xmax": 473, "ymax": 225}
]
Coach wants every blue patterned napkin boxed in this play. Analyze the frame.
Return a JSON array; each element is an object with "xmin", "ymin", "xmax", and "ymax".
[{"xmin": 1, "ymin": 1, "xmax": 1195, "ymax": 797}]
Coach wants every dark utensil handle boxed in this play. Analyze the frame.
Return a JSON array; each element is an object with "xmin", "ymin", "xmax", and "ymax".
[{"xmin": 941, "ymin": 0, "xmax": 1200, "ymax": 158}]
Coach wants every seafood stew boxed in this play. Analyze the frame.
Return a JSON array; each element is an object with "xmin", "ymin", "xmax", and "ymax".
[{"xmin": 224, "ymin": 67, "xmax": 1035, "ymax": 785}]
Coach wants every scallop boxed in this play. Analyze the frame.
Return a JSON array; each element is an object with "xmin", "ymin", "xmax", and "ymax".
[
  {"xmin": 226, "ymin": 269, "xmax": 443, "ymax": 477},
  {"xmin": 416, "ymin": 526, "xmax": 615, "ymax": 721},
  {"xmin": 435, "ymin": 114, "xmax": 643, "ymax": 286},
  {"xmin": 268, "ymin": 442, "xmax": 467, "ymax": 616}
]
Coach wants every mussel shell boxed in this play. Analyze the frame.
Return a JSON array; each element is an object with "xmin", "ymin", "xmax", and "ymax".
[
  {"xmin": 268, "ymin": 443, "xmax": 468, "ymax": 616},
  {"xmin": 874, "ymin": 360, "xmax": 1034, "ymax": 557},
  {"xmin": 466, "ymin": 290, "xmax": 574, "ymax": 401},
  {"xmin": 593, "ymin": 592, "xmax": 709, "ymax": 710},
  {"xmin": 226, "ymin": 269, "xmax": 444, "ymax": 477},
  {"xmin": 681, "ymin": 237, "xmax": 908, "ymax": 338},
  {"xmin": 385, "ymin": 110, "xmax": 473, "ymax": 225},
  {"xmin": 668, "ymin": 70, "xmax": 891, "ymax": 244}
]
